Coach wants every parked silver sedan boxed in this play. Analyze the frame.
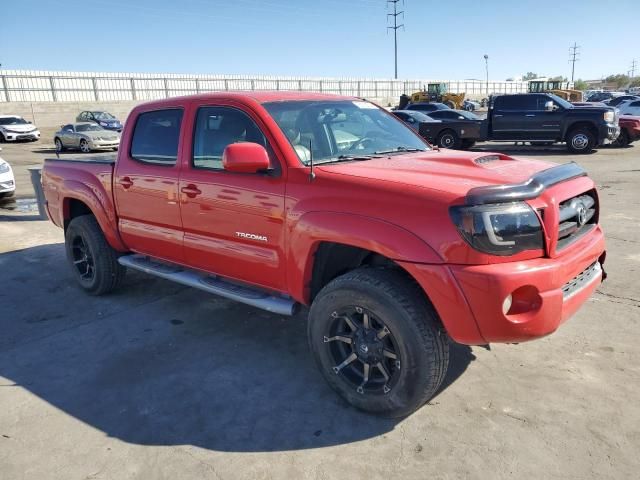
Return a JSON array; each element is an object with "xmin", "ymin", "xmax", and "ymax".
[{"xmin": 54, "ymin": 122, "xmax": 120, "ymax": 153}]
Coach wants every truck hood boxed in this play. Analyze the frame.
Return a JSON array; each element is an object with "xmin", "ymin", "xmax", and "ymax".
[{"xmin": 317, "ymin": 150, "xmax": 555, "ymax": 200}]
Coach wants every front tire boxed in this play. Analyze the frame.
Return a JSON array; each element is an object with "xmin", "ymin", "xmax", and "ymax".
[
  {"xmin": 612, "ymin": 129, "xmax": 630, "ymax": 148},
  {"xmin": 437, "ymin": 129, "xmax": 461, "ymax": 149},
  {"xmin": 308, "ymin": 268, "xmax": 449, "ymax": 417},
  {"xmin": 65, "ymin": 215, "xmax": 126, "ymax": 295},
  {"xmin": 566, "ymin": 127, "xmax": 596, "ymax": 153},
  {"xmin": 55, "ymin": 138, "xmax": 65, "ymax": 152},
  {"xmin": 79, "ymin": 139, "xmax": 91, "ymax": 153}
]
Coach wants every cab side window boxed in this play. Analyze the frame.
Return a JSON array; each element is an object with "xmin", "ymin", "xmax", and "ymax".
[
  {"xmin": 130, "ymin": 109, "xmax": 183, "ymax": 166},
  {"xmin": 192, "ymin": 107, "xmax": 267, "ymax": 170}
]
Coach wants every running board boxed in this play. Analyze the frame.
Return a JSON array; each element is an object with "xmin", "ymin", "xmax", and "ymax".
[{"xmin": 117, "ymin": 254, "xmax": 298, "ymax": 316}]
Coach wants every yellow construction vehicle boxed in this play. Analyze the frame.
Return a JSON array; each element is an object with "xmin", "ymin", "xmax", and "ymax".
[
  {"xmin": 528, "ymin": 80, "xmax": 583, "ymax": 102},
  {"xmin": 406, "ymin": 83, "xmax": 466, "ymax": 109}
]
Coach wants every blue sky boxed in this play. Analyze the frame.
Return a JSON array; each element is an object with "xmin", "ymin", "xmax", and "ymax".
[{"xmin": 2, "ymin": 0, "xmax": 636, "ymax": 80}]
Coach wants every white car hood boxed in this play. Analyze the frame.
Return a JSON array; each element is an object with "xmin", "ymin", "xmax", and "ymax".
[{"xmin": 1, "ymin": 123, "xmax": 37, "ymax": 133}]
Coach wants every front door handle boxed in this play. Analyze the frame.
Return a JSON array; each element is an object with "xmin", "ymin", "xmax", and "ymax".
[
  {"xmin": 525, "ymin": 114, "xmax": 536, "ymax": 117},
  {"xmin": 493, "ymin": 114, "xmax": 504, "ymax": 117},
  {"xmin": 181, "ymin": 184, "xmax": 202, "ymax": 198},
  {"xmin": 118, "ymin": 177, "xmax": 133, "ymax": 189}
]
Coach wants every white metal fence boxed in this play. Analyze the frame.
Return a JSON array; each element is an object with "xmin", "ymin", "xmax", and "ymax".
[{"xmin": 0, "ymin": 70, "xmax": 530, "ymax": 103}]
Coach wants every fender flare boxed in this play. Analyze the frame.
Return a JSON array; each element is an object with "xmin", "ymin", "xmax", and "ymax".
[
  {"xmin": 287, "ymin": 211, "xmax": 443, "ymax": 304},
  {"xmin": 61, "ymin": 179, "xmax": 127, "ymax": 251}
]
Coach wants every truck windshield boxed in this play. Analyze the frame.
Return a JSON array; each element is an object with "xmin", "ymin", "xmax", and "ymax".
[
  {"xmin": 264, "ymin": 100, "xmax": 429, "ymax": 165},
  {"xmin": 548, "ymin": 94, "xmax": 573, "ymax": 109}
]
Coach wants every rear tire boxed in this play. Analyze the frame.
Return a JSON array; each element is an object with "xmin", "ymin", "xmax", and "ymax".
[
  {"xmin": 65, "ymin": 215, "xmax": 126, "ymax": 295},
  {"xmin": 308, "ymin": 268, "xmax": 449, "ymax": 417},
  {"xmin": 437, "ymin": 129, "xmax": 461, "ymax": 149},
  {"xmin": 612, "ymin": 129, "xmax": 630, "ymax": 148},
  {"xmin": 566, "ymin": 127, "xmax": 596, "ymax": 153}
]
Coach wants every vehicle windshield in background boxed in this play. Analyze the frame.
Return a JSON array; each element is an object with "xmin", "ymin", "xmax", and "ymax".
[
  {"xmin": 93, "ymin": 112, "xmax": 115, "ymax": 120},
  {"xmin": 264, "ymin": 100, "xmax": 429, "ymax": 164},
  {"xmin": 76, "ymin": 124, "xmax": 104, "ymax": 132},
  {"xmin": 457, "ymin": 110, "xmax": 480, "ymax": 120},
  {"xmin": 0, "ymin": 117, "xmax": 28, "ymax": 125},
  {"xmin": 406, "ymin": 111, "xmax": 435, "ymax": 122}
]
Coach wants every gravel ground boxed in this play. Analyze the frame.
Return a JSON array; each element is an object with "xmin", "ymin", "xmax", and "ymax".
[{"xmin": 0, "ymin": 136, "xmax": 639, "ymax": 479}]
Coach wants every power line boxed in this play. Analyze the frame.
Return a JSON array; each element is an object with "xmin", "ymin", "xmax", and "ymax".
[
  {"xmin": 631, "ymin": 59, "xmax": 637, "ymax": 78},
  {"xmin": 568, "ymin": 42, "xmax": 580, "ymax": 82},
  {"xmin": 387, "ymin": 0, "xmax": 404, "ymax": 80}
]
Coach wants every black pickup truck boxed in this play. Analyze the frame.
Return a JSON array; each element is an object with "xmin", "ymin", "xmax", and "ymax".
[{"xmin": 481, "ymin": 93, "xmax": 620, "ymax": 153}]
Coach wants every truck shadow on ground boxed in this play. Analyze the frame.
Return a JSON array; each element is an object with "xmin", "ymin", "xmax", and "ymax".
[
  {"xmin": 470, "ymin": 143, "xmax": 601, "ymax": 156},
  {"xmin": 0, "ymin": 243, "xmax": 475, "ymax": 452}
]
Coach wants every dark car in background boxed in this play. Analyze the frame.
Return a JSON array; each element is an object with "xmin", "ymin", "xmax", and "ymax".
[
  {"xmin": 404, "ymin": 102, "xmax": 451, "ymax": 113},
  {"xmin": 76, "ymin": 111, "xmax": 123, "ymax": 132},
  {"xmin": 427, "ymin": 109, "xmax": 483, "ymax": 122},
  {"xmin": 606, "ymin": 95, "xmax": 640, "ymax": 107},
  {"xmin": 392, "ymin": 109, "xmax": 480, "ymax": 149}
]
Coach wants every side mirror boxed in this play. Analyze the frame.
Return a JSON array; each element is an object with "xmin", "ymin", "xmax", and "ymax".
[
  {"xmin": 223, "ymin": 142, "xmax": 270, "ymax": 173},
  {"xmin": 544, "ymin": 101, "xmax": 555, "ymax": 112}
]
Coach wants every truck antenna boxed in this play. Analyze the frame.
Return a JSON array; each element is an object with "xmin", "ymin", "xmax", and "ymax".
[{"xmin": 309, "ymin": 138, "xmax": 315, "ymax": 182}]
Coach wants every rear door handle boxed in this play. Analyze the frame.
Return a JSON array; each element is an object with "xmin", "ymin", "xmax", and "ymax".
[
  {"xmin": 493, "ymin": 114, "xmax": 503, "ymax": 117},
  {"xmin": 181, "ymin": 184, "xmax": 202, "ymax": 198},
  {"xmin": 118, "ymin": 177, "xmax": 133, "ymax": 189}
]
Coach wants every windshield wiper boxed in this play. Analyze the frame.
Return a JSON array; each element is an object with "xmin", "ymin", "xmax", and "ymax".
[
  {"xmin": 315, "ymin": 154, "xmax": 381, "ymax": 164},
  {"xmin": 374, "ymin": 146, "xmax": 427, "ymax": 155}
]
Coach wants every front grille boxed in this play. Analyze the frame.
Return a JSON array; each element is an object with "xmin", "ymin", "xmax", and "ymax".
[
  {"xmin": 562, "ymin": 261, "xmax": 602, "ymax": 299},
  {"xmin": 556, "ymin": 190, "xmax": 598, "ymax": 250}
]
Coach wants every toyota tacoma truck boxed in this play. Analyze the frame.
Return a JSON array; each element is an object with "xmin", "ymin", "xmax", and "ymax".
[
  {"xmin": 480, "ymin": 93, "xmax": 620, "ymax": 153},
  {"xmin": 42, "ymin": 92, "xmax": 606, "ymax": 417}
]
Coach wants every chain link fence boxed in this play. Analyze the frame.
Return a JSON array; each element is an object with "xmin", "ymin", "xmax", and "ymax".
[{"xmin": 0, "ymin": 70, "xmax": 530, "ymax": 104}]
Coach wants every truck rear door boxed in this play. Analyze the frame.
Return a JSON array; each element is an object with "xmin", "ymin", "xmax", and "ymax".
[
  {"xmin": 178, "ymin": 102, "xmax": 287, "ymax": 292},
  {"xmin": 113, "ymin": 105, "xmax": 186, "ymax": 263},
  {"xmin": 491, "ymin": 95, "xmax": 530, "ymax": 139}
]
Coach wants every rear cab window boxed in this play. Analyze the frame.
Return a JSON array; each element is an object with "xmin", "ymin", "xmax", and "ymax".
[{"xmin": 130, "ymin": 109, "xmax": 184, "ymax": 166}]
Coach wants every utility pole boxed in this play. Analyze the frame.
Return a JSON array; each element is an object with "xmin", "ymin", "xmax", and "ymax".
[
  {"xmin": 387, "ymin": 0, "xmax": 404, "ymax": 79},
  {"xmin": 569, "ymin": 42, "xmax": 580, "ymax": 82},
  {"xmin": 483, "ymin": 54, "xmax": 489, "ymax": 96},
  {"xmin": 631, "ymin": 59, "xmax": 637, "ymax": 78}
]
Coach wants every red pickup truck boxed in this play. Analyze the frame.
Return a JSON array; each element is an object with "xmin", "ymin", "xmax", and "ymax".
[{"xmin": 42, "ymin": 92, "xmax": 606, "ymax": 417}]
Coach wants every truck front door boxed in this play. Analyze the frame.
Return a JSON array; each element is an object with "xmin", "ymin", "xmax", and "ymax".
[
  {"xmin": 178, "ymin": 103, "xmax": 287, "ymax": 292},
  {"xmin": 113, "ymin": 106, "xmax": 186, "ymax": 263},
  {"xmin": 522, "ymin": 94, "xmax": 564, "ymax": 140}
]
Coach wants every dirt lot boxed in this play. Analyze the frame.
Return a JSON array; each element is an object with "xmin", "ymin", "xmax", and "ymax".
[{"xmin": 1, "ymin": 136, "xmax": 639, "ymax": 479}]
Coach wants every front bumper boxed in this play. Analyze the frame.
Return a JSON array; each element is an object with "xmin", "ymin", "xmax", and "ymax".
[
  {"xmin": 89, "ymin": 139, "xmax": 120, "ymax": 149},
  {"xmin": 0, "ymin": 171, "xmax": 16, "ymax": 193},
  {"xmin": 1, "ymin": 129, "xmax": 40, "ymax": 141},
  {"xmin": 599, "ymin": 123, "xmax": 620, "ymax": 144},
  {"xmin": 400, "ymin": 226, "xmax": 606, "ymax": 345}
]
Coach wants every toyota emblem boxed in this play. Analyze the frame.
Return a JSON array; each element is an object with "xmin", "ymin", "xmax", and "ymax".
[{"xmin": 577, "ymin": 203, "xmax": 588, "ymax": 226}]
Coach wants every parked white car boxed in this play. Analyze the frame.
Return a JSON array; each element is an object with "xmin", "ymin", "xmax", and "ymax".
[
  {"xmin": 618, "ymin": 99, "xmax": 640, "ymax": 116},
  {"xmin": 0, "ymin": 148, "xmax": 16, "ymax": 198},
  {"xmin": 0, "ymin": 115, "xmax": 41, "ymax": 142}
]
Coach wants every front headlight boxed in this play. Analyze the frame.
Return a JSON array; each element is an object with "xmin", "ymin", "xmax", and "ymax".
[
  {"xmin": 449, "ymin": 202, "xmax": 543, "ymax": 256},
  {"xmin": 0, "ymin": 161, "xmax": 10, "ymax": 174},
  {"xmin": 100, "ymin": 121, "xmax": 108, "ymax": 127},
  {"xmin": 604, "ymin": 111, "xmax": 614, "ymax": 123}
]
